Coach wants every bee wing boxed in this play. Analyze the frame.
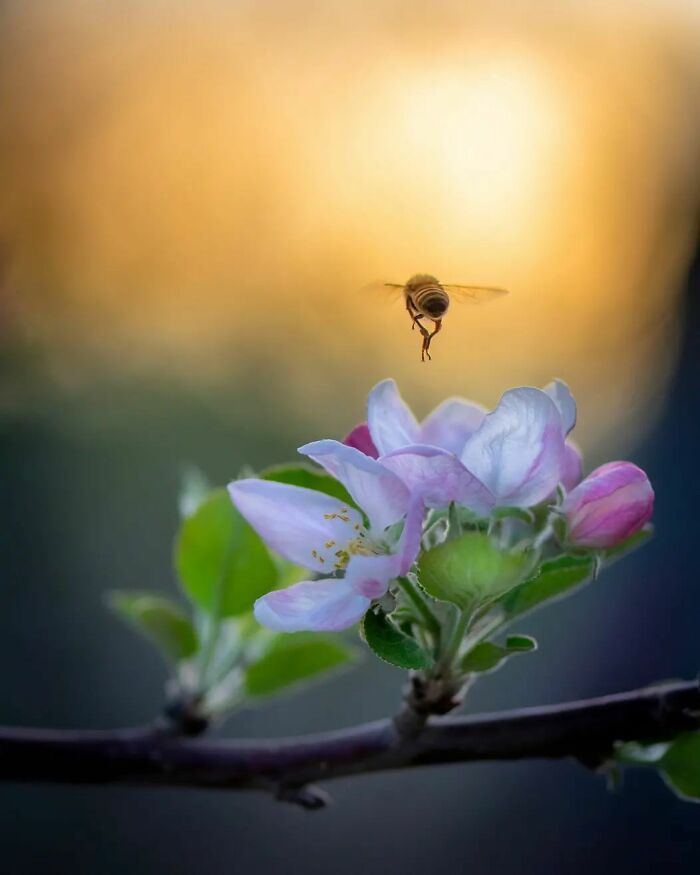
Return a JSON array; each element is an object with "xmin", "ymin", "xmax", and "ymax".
[
  {"xmin": 361, "ymin": 280, "xmax": 406, "ymax": 303},
  {"xmin": 441, "ymin": 284, "xmax": 509, "ymax": 304}
]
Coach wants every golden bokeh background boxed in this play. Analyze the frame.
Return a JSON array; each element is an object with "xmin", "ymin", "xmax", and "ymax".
[{"xmin": 1, "ymin": 0, "xmax": 699, "ymax": 453}]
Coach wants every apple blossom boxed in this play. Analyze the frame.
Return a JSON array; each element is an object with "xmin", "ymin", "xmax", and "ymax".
[
  {"xmin": 229, "ymin": 447, "xmax": 424, "ymax": 631},
  {"xmin": 228, "ymin": 377, "xmax": 654, "ymax": 637}
]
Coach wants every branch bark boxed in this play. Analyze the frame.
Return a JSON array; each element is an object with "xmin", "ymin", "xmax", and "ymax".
[{"xmin": 0, "ymin": 680, "xmax": 697, "ymax": 808}]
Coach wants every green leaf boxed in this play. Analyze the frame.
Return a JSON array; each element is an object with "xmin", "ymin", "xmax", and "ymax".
[
  {"xmin": 616, "ymin": 734, "xmax": 700, "ymax": 803},
  {"xmin": 175, "ymin": 488, "xmax": 277, "ymax": 618},
  {"xmin": 418, "ymin": 532, "xmax": 535, "ymax": 610},
  {"xmin": 107, "ymin": 591, "xmax": 198, "ymax": 663},
  {"xmin": 660, "ymin": 733, "xmax": 700, "ymax": 801},
  {"xmin": 244, "ymin": 634, "xmax": 355, "ymax": 697},
  {"xmin": 361, "ymin": 608, "xmax": 433, "ymax": 669},
  {"xmin": 460, "ymin": 634, "xmax": 537, "ymax": 674},
  {"xmin": 262, "ymin": 463, "xmax": 355, "ymax": 507},
  {"xmin": 504, "ymin": 634, "xmax": 537, "ymax": 651},
  {"xmin": 498, "ymin": 554, "xmax": 595, "ymax": 620}
]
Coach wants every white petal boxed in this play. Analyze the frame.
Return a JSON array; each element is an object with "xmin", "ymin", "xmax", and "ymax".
[
  {"xmin": 299, "ymin": 440, "xmax": 410, "ymax": 534},
  {"xmin": 367, "ymin": 379, "xmax": 420, "ymax": 455},
  {"xmin": 544, "ymin": 379, "xmax": 577, "ymax": 434},
  {"xmin": 229, "ymin": 479, "xmax": 362, "ymax": 572},
  {"xmin": 460, "ymin": 388, "xmax": 566, "ymax": 507},
  {"xmin": 420, "ymin": 398, "xmax": 487, "ymax": 454},
  {"xmin": 254, "ymin": 578, "xmax": 370, "ymax": 632},
  {"xmin": 380, "ymin": 446, "xmax": 494, "ymax": 515}
]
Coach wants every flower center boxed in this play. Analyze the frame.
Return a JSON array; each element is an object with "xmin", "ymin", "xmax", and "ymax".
[{"xmin": 308, "ymin": 506, "xmax": 382, "ymax": 570}]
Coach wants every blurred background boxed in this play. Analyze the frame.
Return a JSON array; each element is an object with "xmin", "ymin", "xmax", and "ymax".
[{"xmin": 1, "ymin": 0, "xmax": 699, "ymax": 872}]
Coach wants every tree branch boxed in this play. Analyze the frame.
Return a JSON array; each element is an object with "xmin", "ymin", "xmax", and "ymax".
[{"xmin": 0, "ymin": 680, "xmax": 697, "ymax": 808}]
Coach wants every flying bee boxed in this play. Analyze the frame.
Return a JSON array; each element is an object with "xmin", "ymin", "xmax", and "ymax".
[{"xmin": 379, "ymin": 274, "xmax": 508, "ymax": 361}]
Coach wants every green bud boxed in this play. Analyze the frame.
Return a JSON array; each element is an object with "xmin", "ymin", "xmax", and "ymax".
[{"xmin": 418, "ymin": 531, "xmax": 535, "ymax": 610}]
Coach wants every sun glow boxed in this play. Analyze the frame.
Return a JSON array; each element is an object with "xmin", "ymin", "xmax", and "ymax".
[
  {"xmin": 386, "ymin": 57, "xmax": 562, "ymax": 237},
  {"xmin": 1, "ymin": 1, "xmax": 699, "ymax": 453}
]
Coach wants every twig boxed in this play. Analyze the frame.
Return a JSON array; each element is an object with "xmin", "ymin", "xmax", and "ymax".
[{"xmin": 0, "ymin": 679, "xmax": 697, "ymax": 807}]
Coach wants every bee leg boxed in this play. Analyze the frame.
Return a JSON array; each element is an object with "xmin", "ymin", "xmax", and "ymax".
[
  {"xmin": 412, "ymin": 314, "xmax": 429, "ymax": 336},
  {"xmin": 406, "ymin": 299, "xmax": 421, "ymax": 332},
  {"xmin": 422, "ymin": 319, "xmax": 441, "ymax": 362},
  {"xmin": 427, "ymin": 319, "xmax": 443, "ymax": 341},
  {"xmin": 420, "ymin": 326, "xmax": 433, "ymax": 362},
  {"xmin": 414, "ymin": 317, "xmax": 432, "ymax": 362}
]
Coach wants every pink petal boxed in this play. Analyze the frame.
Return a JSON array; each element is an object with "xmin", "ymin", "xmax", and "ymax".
[
  {"xmin": 396, "ymin": 495, "xmax": 425, "ymax": 575},
  {"xmin": 562, "ymin": 461, "xmax": 654, "ymax": 549},
  {"xmin": 343, "ymin": 422, "xmax": 379, "ymax": 459},
  {"xmin": 345, "ymin": 553, "xmax": 401, "ymax": 599},
  {"xmin": 561, "ymin": 441, "xmax": 583, "ymax": 491}
]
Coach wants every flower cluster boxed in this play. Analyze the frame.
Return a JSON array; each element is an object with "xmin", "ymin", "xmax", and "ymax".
[{"xmin": 229, "ymin": 379, "xmax": 654, "ymax": 633}]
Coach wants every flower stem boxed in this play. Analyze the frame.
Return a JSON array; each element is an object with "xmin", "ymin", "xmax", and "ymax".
[
  {"xmin": 197, "ymin": 613, "xmax": 222, "ymax": 691},
  {"xmin": 439, "ymin": 607, "xmax": 471, "ymax": 671},
  {"xmin": 395, "ymin": 576, "xmax": 441, "ymax": 640}
]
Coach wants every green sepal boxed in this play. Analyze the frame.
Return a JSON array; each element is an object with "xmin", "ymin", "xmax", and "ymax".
[
  {"xmin": 603, "ymin": 525, "xmax": 653, "ymax": 564},
  {"xmin": 107, "ymin": 591, "xmax": 198, "ymax": 664},
  {"xmin": 616, "ymin": 740, "xmax": 670, "ymax": 766},
  {"xmin": 491, "ymin": 506, "xmax": 535, "ymax": 525},
  {"xmin": 447, "ymin": 502, "xmax": 463, "ymax": 539},
  {"xmin": 361, "ymin": 607, "xmax": 433, "ymax": 669}
]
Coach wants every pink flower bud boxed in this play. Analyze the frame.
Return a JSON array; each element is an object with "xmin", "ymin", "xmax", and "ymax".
[
  {"xmin": 561, "ymin": 461, "xmax": 654, "ymax": 549},
  {"xmin": 342, "ymin": 422, "xmax": 379, "ymax": 459}
]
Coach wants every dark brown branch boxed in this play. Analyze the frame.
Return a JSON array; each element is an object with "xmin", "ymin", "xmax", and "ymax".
[{"xmin": 0, "ymin": 680, "xmax": 697, "ymax": 807}]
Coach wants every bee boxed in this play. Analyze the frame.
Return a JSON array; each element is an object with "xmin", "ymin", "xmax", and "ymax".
[{"xmin": 381, "ymin": 274, "xmax": 508, "ymax": 361}]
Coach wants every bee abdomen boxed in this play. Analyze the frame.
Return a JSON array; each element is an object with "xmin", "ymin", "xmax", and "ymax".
[{"xmin": 414, "ymin": 284, "xmax": 449, "ymax": 318}]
